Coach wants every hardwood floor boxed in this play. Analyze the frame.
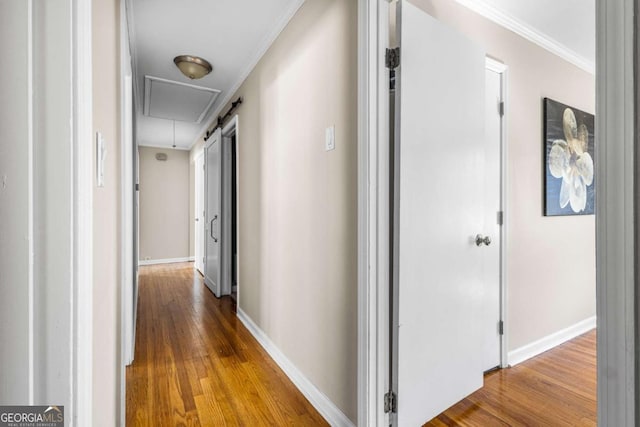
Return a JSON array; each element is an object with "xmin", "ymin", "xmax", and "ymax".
[
  {"xmin": 425, "ymin": 330, "xmax": 597, "ymax": 426},
  {"xmin": 125, "ymin": 262, "xmax": 328, "ymax": 426},
  {"xmin": 127, "ymin": 262, "xmax": 596, "ymax": 426}
]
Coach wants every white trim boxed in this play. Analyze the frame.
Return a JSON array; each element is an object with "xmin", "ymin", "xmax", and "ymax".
[
  {"xmin": 237, "ymin": 309, "xmax": 355, "ymax": 427},
  {"xmin": 138, "ymin": 256, "xmax": 194, "ymax": 266},
  {"xmin": 358, "ymin": 1, "xmax": 390, "ymax": 426},
  {"xmin": 454, "ymin": 0, "xmax": 595, "ymax": 75},
  {"xmin": 484, "ymin": 57, "xmax": 510, "ymax": 369},
  {"xmin": 71, "ymin": 0, "xmax": 94, "ymax": 424},
  {"xmin": 26, "ymin": 0, "xmax": 35, "ymax": 404},
  {"xmin": 137, "ymin": 143, "xmax": 191, "ymax": 151},
  {"xmin": 189, "ymin": 0, "xmax": 307, "ymax": 149},
  {"xmin": 507, "ymin": 316, "xmax": 596, "ymax": 366},
  {"xmin": 124, "ymin": 0, "xmax": 141, "ymax": 114},
  {"xmin": 193, "ymin": 151, "xmax": 205, "ymax": 275},
  {"xmin": 221, "ymin": 113, "xmax": 238, "ymax": 136},
  {"xmin": 221, "ymin": 115, "xmax": 238, "ymax": 299},
  {"xmin": 119, "ymin": 11, "xmax": 134, "ymax": 427},
  {"xmin": 500, "ymin": 64, "xmax": 510, "ymax": 368},
  {"xmin": 485, "ymin": 56, "xmax": 507, "ymax": 73},
  {"xmin": 120, "ymin": 30, "xmax": 134, "ymax": 366},
  {"xmin": 595, "ymin": 0, "xmax": 637, "ymax": 424}
]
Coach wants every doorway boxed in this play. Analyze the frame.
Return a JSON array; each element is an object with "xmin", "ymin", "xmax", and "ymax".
[
  {"xmin": 203, "ymin": 116, "xmax": 239, "ymax": 299},
  {"xmin": 482, "ymin": 58, "xmax": 507, "ymax": 372},
  {"xmin": 221, "ymin": 118, "xmax": 239, "ymax": 301},
  {"xmin": 389, "ymin": 2, "xmax": 508, "ymax": 424},
  {"xmin": 195, "ymin": 152, "xmax": 205, "ymax": 275}
]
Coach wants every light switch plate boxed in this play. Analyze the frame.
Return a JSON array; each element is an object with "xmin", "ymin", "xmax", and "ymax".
[{"xmin": 325, "ymin": 125, "xmax": 335, "ymax": 151}]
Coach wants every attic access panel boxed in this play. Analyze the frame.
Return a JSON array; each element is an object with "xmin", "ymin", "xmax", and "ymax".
[{"xmin": 144, "ymin": 75, "xmax": 221, "ymax": 123}]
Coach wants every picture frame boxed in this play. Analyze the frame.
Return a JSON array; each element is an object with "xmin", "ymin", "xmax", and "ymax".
[{"xmin": 543, "ymin": 98, "xmax": 595, "ymax": 216}]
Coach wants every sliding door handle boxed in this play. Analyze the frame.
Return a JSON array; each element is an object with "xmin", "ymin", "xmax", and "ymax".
[{"xmin": 210, "ymin": 215, "xmax": 218, "ymax": 242}]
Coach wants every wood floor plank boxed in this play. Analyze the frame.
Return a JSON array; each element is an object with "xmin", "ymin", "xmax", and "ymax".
[
  {"xmin": 126, "ymin": 263, "xmax": 328, "ymax": 426},
  {"xmin": 424, "ymin": 330, "xmax": 597, "ymax": 426}
]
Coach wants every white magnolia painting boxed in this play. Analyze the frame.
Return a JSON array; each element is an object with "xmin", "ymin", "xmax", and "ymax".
[{"xmin": 544, "ymin": 98, "xmax": 595, "ymax": 216}]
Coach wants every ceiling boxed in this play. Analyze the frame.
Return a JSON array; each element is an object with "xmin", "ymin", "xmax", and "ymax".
[
  {"xmin": 457, "ymin": 0, "xmax": 595, "ymax": 72},
  {"xmin": 127, "ymin": 0, "xmax": 304, "ymax": 150},
  {"xmin": 128, "ymin": 0, "xmax": 594, "ymax": 150}
]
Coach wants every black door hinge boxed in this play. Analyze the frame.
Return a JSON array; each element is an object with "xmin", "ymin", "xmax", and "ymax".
[
  {"xmin": 499, "ymin": 320, "xmax": 504, "ymax": 335},
  {"xmin": 499, "ymin": 101, "xmax": 505, "ymax": 117},
  {"xmin": 386, "ymin": 47, "xmax": 400, "ymax": 69},
  {"xmin": 384, "ymin": 391, "xmax": 397, "ymax": 413}
]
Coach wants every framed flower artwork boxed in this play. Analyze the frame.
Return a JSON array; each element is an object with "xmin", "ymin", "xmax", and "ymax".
[{"xmin": 544, "ymin": 98, "xmax": 595, "ymax": 216}]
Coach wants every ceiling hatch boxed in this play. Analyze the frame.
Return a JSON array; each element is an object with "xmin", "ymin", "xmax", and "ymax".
[{"xmin": 143, "ymin": 75, "xmax": 221, "ymax": 123}]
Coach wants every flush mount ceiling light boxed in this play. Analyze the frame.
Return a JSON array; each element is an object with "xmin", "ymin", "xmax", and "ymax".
[{"xmin": 173, "ymin": 55, "xmax": 212, "ymax": 80}]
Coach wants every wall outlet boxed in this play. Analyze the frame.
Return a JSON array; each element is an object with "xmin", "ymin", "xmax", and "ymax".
[{"xmin": 325, "ymin": 125, "xmax": 335, "ymax": 151}]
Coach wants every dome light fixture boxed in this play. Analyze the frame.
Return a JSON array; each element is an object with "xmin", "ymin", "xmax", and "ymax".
[{"xmin": 173, "ymin": 55, "xmax": 212, "ymax": 80}]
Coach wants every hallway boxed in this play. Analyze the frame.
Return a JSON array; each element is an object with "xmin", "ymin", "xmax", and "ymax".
[
  {"xmin": 126, "ymin": 263, "xmax": 327, "ymax": 426},
  {"xmin": 127, "ymin": 263, "xmax": 597, "ymax": 426}
]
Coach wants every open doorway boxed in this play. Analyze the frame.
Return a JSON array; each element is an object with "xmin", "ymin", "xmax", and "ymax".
[
  {"xmin": 221, "ymin": 118, "xmax": 239, "ymax": 301},
  {"xmin": 387, "ymin": 0, "xmax": 596, "ymax": 425},
  {"xmin": 194, "ymin": 152, "xmax": 205, "ymax": 275}
]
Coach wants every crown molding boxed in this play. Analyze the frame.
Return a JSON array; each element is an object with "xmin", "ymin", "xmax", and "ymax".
[{"xmin": 454, "ymin": 0, "xmax": 595, "ymax": 75}]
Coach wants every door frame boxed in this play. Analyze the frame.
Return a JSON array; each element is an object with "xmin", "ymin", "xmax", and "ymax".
[
  {"xmin": 194, "ymin": 151, "xmax": 205, "ymax": 274},
  {"xmin": 357, "ymin": 0, "xmax": 391, "ymax": 425},
  {"xmin": 359, "ymin": 1, "xmax": 640, "ymax": 426},
  {"xmin": 485, "ymin": 57, "xmax": 509, "ymax": 369},
  {"xmin": 221, "ymin": 115, "xmax": 239, "ymax": 300},
  {"xmin": 72, "ymin": 0, "xmax": 94, "ymax": 424},
  {"xmin": 595, "ymin": 0, "xmax": 638, "ymax": 424}
]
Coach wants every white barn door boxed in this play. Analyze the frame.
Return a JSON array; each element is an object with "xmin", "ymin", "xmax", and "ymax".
[
  {"xmin": 394, "ymin": 1, "xmax": 488, "ymax": 425},
  {"xmin": 204, "ymin": 129, "xmax": 222, "ymax": 296}
]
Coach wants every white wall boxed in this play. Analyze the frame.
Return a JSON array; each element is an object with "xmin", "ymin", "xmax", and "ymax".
[
  {"xmin": 0, "ymin": 0, "xmax": 32, "ymax": 404},
  {"xmin": 0, "ymin": 0, "xmax": 75, "ymax": 415},
  {"xmin": 406, "ymin": 0, "xmax": 596, "ymax": 351},
  {"xmin": 32, "ymin": 0, "xmax": 73, "ymax": 406},
  {"xmin": 191, "ymin": 0, "xmax": 358, "ymax": 421},
  {"xmin": 138, "ymin": 147, "xmax": 191, "ymax": 261}
]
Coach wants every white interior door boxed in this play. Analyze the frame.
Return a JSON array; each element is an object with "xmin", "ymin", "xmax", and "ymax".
[
  {"xmin": 394, "ymin": 2, "xmax": 487, "ymax": 425},
  {"xmin": 122, "ymin": 73, "xmax": 135, "ymax": 365},
  {"xmin": 204, "ymin": 129, "xmax": 222, "ymax": 296},
  {"xmin": 195, "ymin": 153, "xmax": 205, "ymax": 274},
  {"xmin": 481, "ymin": 66, "xmax": 503, "ymax": 371}
]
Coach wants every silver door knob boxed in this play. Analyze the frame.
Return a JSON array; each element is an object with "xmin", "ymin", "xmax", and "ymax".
[{"xmin": 475, "ymin": 234, "xmax": 491, "ymax": 247}]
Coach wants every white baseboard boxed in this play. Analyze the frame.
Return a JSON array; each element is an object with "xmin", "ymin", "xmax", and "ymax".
[
  {"xmin": 138, "ymin": 256, "xmax": 194, "ymax": 266},
  {"xmin": 508, "ymin": 315, "xmax": 596, "ymax": 366},
  {"xmin": 237, "ymin": 309, "xmax": 355, "ymax": 427}
]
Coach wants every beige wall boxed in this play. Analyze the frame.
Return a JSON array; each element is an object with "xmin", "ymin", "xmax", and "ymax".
[
  {"xmin": 92, "ymin": 0, "xmax": 121, "ymax": 424},
  {"xmin": 191, "ymin": 0, "xmax": 358, "ymax": 421},
  {"xmin": 139, "ymin": 147, "xmax": 191, "ymax": 261},
  {"xmin": 406, "ymin": 0, "xmax": 596, "ymax": 351}
]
